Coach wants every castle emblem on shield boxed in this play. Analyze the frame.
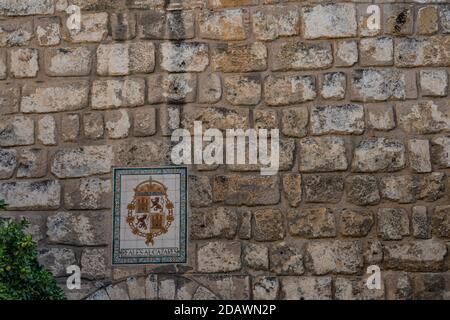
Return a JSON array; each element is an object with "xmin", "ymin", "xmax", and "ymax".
[{"xmin": 126, "ymin": 179, "xmax": 175, "ymax": 246}]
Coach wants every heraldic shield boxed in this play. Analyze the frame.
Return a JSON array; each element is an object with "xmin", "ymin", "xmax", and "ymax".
[
  {"xmin": 112, "ymin": 167, "xmax": 187, "ymax": 265},
  {"xmin": 126, "ymin": 179, "xmax": 175, "ymax": 246}
]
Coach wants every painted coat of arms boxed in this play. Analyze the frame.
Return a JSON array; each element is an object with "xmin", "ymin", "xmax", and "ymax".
[{"xmin": 112, "ymin": 167, "xmax": 187, "ymax": 265}]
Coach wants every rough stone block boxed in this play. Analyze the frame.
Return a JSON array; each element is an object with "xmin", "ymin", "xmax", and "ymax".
[
  {"xmin": 21, "ymin": 81, "xmax": 89, "ymax": 113},
  {"xmin": 299, "ymin": 136, "xmax": 348, "ymax": 172},
  {"xmin": 212, "ymin": 42, "xmax": 266, "ymax": 72},
  {"xmin": 265, "ymin": 74, "xmax": 316, "ymax": 106}
]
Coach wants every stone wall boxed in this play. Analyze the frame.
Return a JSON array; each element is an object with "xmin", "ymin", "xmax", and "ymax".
[{"xmin": 0, "ymin": 0, "xmax": 449, "ymax": 300}]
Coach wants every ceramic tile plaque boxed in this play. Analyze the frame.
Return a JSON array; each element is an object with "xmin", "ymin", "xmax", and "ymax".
[{"xmin": 112, "ymin": 167, "xmax": 187, "ymax": 265}]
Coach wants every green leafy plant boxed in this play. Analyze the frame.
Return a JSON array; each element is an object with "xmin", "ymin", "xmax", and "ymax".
[
  {"xmin": 0, "ymin": 216, "xmax": 66, "ymax": 300},
  {"xmin": 0, "ymin": 199, "xmax": 6, "ymax": 211}
]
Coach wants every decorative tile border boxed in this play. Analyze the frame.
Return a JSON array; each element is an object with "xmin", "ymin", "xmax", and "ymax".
[{"xmin": 112, "ymin": 167, "xmax": 187, "ymax": 265}]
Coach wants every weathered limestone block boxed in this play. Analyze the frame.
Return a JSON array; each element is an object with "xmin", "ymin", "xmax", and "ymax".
[
  {"xmin": 92, "ymin": 79, "xmax": 145, "ymax": 109},
  {"xmin": 46, "ymin": 47, "xmax": 92, "ymax": 76},
  {"xmin": 310, "ymin": 104, "xmax": 364, "ymax": 135},
  {"xmin": 351, "ymin": 69, "xmax": 416, "ymax": 102},
  {"xmin": 160, "ymin": 42, "xmax": 208, "ymax": 72},
  {"xmin": 254, "ymin": 109, "xmax": 277, "ymax": 131},
  {"xmin": 334, "ymin": 40, "xmax": 358, "ymax": 67},
  {"xmin": 97, "ymin": 42, "xmax": 155, "ymax": 75},
  {"xmin": 265, "ymin": 74, "xmax": 316, "ymax": 106},
  {"xmin": 395, "ymin": 36, "xmax": 450, "ymax": 67},
  {"xmin": 431, "ymin": 136, "xmax": 450, "ymax": 168},
  {"xmin": 383, "ymin": 239, "xmax": 447, "ymax": 271},
  {"xmin": 288, "ymin": 207, "xmax": 336, "ymax": 238},
  {"xmin": 47, "ymin": 211, "xmax": 108, "ymax": 246},
  {"xmin": 345, "ymin": 175, "xmax": 380, "ymax": 206},
  {"xmin": 440, "ymin": 5, "xmax": 450, "ymax": 33},
  {"xmin": 37, "ymin": 115, "xmax": 56, "ymax": 146},
  {"xmin": 377, "ymin": 208, "xmax": 410, "ymax": 240},
  {"xmin": 35, "ymin": 17, "xmax": 61, "ymax": 47},
  {"xmin": 252, "ymin": 5, "xmax": 300, "ymax": 41},
  {"xmin": 207, "ymin": 0, "xmax": 257, "ymax": 9},
  {"xmin": 224, "ymin": 75, "xmax": 261, "ymax": 105},
  {"xmin": 366, "ymin": 104, "xmax": 396, "ymax": 131},
  {"xmin": 21, "ymin": 81, "xmax": 89, "ymax": 113},
  {"xmin": 364, "ymin": 240, "xmax": 383, "ymax": 265},
  {"xmin": 243, "ymin": 243, "xmax": 269, "ymax": 270},
  {"xmin": 380, "ymin": 273, "xmax": 413, "ymax": 300},
  {"xmin": 0, "ymin": 115, "xmax": 34, "ymax": 146},
  {"xmin": 127, "ymin": 277, "xmax": 146, "ymax": 300},
  {"xmin": 339, "ymin": 209, "xmax": 374, "ymax": 237},
  {"xmin": 280, "ymin": 277, "xmax": 332, "ymax": 300},
  {"xmin": 360, "ymin": 37, "xmax": 394, "ymax": 66},
  {"xmin": 61, "ymin": 114, "xmax": 80, "ymax": 142},
  {"xmin": 281, "ymin": 107, "xmax": 308, "ymax": 138},
  {"xmin": 83, "ymin": 113, "xmax": 104, "ymax": 139},
  {"xmin": 0, "ymin": 19, "xmax": 33, "ymax": 47},
  {"xmin": 199, "ymin": 9, "xmax": 248, "ymax": 40},
  {"xmin": 335, "ymin": 277, "xmax": 385, "ymax": 300},
  {"xmin": 412, "ymin": 206, "xmax": 431, "ymax": 239},
  {"xmin": 190, "ymin": 207, "xmax": 239, "ymax": 239},
  {"xmin": 0, "ymin": 50, "xmax": 6, "ymax": 79},
  {"xmin": 38, "ymin": 248, "xmax": 76, "ymax": 278},
  {"xmin": 64, "ymin": 178, "xmax": 111, "ymax": 210},
  {"xmin": 106, "ymin": 283, "xmax": 129, "ymax": 300},
  {"xmin": 16, "ymin": 149, "xmax": 47, "ymax": 178},
  {"xmin": 384, "ymin": 4, "xmax": 414, "ymax": 35},
  {"xmin": 0, "ymin": 86, "xmax": 20, "ymax": 115},
  {"xmin": 417, "ymin": 6, "xmax": 439, "ymax": 35},
  {"xmin": 282, "ymin": 173, "xmax": 301, "ymax": 207},
  {"xmin": 113, "ymin": 140, "xmax": 170, "ymax": 166},
  {"xmin": 253, "ymin": 208, "xmax": 285, "ymax": 241},
  {"xmin": 306, "ymin": 240, "xmax": 363, "ymax": 275},
  {"xmin": 81, "ymin": 248, "xmax": 108, "ymax": 279},
  {"xmin": 432, "ymin": 206, "xmax": 450, "ymax": 238},
  {"xmin": 193, "ymin": 275, "xmax": 250, "ymax": 300},
  {"xmin": 198, "ymin": 73, "xmax": 221, "ymax": 103},
  {"xmin": 270, "ymin": 242, "xmax": 304, "ymax": 275},
  {"xmin": 213, "ymin": 175, "xmax": 279, "ymax": 205},
  {"xmin": 10, "ymin": 48, "xmax": 38, "ymax": 78},
  {"xmin": 227, "ymin": 138, "xmax": 294, "ymax": 172},
  {"xmin": 137, "ymin": 10, "xmax": 195, "ymax": 40},
  {"xmin": 408, "ymin": 139, "xmax": 432, "ymax": 173},
  {"xmin": 420, "ymin": 70, "xmax": 448, "ymax": 97},
  {"xmin": 0, "ymin": 148, "xmax": 16, "ymax": 179},
  {"xmin": 301, "ymin": 3, "xmax": 357, "ymax": 39},
  {"xmin": 182, "ymin": 106, "xmax": 249, "ymax": 133},
  {"xmin": 189, "ymin": 175, "xmax": 212, "ymax": 208},
  {"xmin": 352, "ymin": 138, "xmax": 405, "ymax": 172},
  {"xmin": 63, "ymin": 12, "xmax": 108, "ymax": 43},
  {"xmin": 0, "ymin": 0, "xmax": 54, "ymax": 16},
  {"xmin": 51, "ymin": 146, "xmax": 113, "ymax": 178},
  {"xmin": 397, "ymin": 100, "xmax": 450, "ymax": 134},
  {"xmin": 299, "ymin": 136, "xmax": 348, "ymax": 172},
  {"xmin": 272, "ymin": 40, "xmax": 333, "ymax": 71},
  {"xmin": 105, "ymin": 110, "xmax": 131, "ymax": 139},
  {"xmin": 212, "ymin": 42, "xmax": 266, "ymax": 72},
  {"xmin": 0, "ymin": 180, "xmax": 60, "ymax": 210},
  {"xmin": 147, "ymin": 73, "xmax": 196, "ymax": 104},
  {"xmin": 133, "ymin": 107, "xmax": 156, "ymax": 137},
  {"xmin": 111, "ymin": 12, "xmax": 136, "ymax": 40},
  {"xmin": 320, "ymin": 72, "xmax": 346, "ymax": 100},
  {"xmin": 303, "ymin": 175, "xmax": 344, "ymax": 203},
  {"xmin": 380, "ymin": 173, "xmax": 445, "ymax": 203},
  {"xmin": 253, "ymin": 277, "xmax": 279, "ymax": 300},
  {"xmin": 197, "ymin": 241, "xmax": 241, "ymax": 272}
]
